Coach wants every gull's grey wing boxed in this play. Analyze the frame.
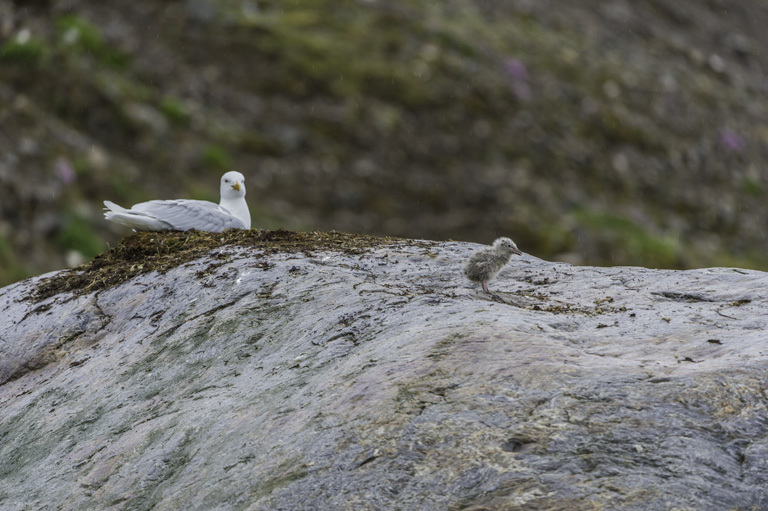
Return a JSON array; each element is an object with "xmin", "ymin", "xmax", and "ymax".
[{"xmin": 131, "ymin": 199, "xmax": 246, "ymax": 232}]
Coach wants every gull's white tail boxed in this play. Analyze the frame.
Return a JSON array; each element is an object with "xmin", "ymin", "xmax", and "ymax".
[{"xmin": 103, "ymin": 201, "xmax": 175, "ymax": 231}]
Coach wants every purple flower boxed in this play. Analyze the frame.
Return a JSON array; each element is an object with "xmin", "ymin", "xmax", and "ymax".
[
  {"xmin": 720, "ymin": 128, "xmax": 745, "ymax": 153},
  {"xmin": 504, "ymin": 58, "xmax": 531, "ymax": 101},
  {"xmin": 504, "ymin": 58, "xmax": 528, "ymax": 80},
  {"xmin": 56, "ymin": 157, "xmax": 76, "ymax": 184}
]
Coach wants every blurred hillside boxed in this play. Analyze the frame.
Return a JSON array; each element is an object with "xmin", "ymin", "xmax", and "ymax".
[{"xmin": 1, "ymin": 0, "xmax": 768, "ymax": 286}]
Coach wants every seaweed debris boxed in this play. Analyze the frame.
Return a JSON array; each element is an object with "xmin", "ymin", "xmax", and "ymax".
[{"xmin": 29, "ymin": 229, "xmax": 422, "ymax": 302}]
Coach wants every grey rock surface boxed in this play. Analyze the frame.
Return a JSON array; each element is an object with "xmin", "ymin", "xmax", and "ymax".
[{"xmin": 1, "ymin": 237, "xmax": 767, "ymax": 510}]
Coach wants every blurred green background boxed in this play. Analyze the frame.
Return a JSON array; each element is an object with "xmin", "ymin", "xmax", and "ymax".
[{"xmin": 2, "ymin": 0, "xmax": 768, "ymax": 287}]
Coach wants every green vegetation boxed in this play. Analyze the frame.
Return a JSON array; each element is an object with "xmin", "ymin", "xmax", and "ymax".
[
  {"xmin": 572, "ymin": 209, "xmax": 682, "ymax": 268},
  {"xmin": 57, "ymin": 213, "xmax": 107, "ymax": 259},
  {"xmin": 201, "ymin": 144, "xmax": 233, "ymax": 170},
  {"xmin": 106, "ymin": 173, "xmax": 146, "ymax": 207},
  {"xmin": 234, "ymin": 0, "xmax": 504, "ymax": 106},
  {"xmin": 56, "ymin": 14, "xmax": 131, "ymax": 68},
  {"xmin": 0, "ymin": 235, "xmax": 30, "ymax": 285},
  {"xmin": 742, "ymin": 177, "xmax": 763, "ymax": 197},
  {"xmin": 71, "ymin": 154, "xmax": 94, "ymax": 176},
  {"xmin": 0, "ymin": 35, "xmax": 49, "ymax": 66},
  {"xmin": 159, "ymin": 97, "xmax": 191, "ymax": 126}
]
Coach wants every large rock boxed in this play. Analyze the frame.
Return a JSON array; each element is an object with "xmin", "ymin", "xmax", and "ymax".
[{"xmin": 1, "ymin": 230, "xmax": 767, "ymax": 510}]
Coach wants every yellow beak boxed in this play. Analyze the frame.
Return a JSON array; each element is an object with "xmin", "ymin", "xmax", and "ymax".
[{"xmin": 232, "ymin": 182, "xmax": 241, "ymax": 191}]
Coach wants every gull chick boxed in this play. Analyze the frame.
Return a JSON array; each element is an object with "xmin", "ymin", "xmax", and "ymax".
[
  {"xmin": 104, "ymin": 171, "xmax": 251, "ymax": 232},
  {"xmin": 463, "ymin": 237, "xmax": 523, "ymax": 293}
]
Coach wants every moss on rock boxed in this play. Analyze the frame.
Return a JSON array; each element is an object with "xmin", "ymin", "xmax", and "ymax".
[{"xmin": 30, "ymin": 229, "xmax": 433, "ymax": 302}]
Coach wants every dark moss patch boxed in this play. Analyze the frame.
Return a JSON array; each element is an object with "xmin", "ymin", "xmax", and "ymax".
[
  {"xmin": 56, "ymin": 14, "xmax": 131, "ymax": 68},
  {"xmin": 158, "ymin": 97, "xmax": 191, "ymax": 126},
  {"xmin": 522, "ymin": 292, "xmax": 628, "ymax": 316},
  {"xmin": 200, "ymin": 143, "xmax": 233, "ymax": 170},
  {"xmin": 29, "ymin": 229, "xmax": 429, "ymax": 303},
  {"xmin": 0, "ymin": 36, "xmax": 49, "ymax": 66}
]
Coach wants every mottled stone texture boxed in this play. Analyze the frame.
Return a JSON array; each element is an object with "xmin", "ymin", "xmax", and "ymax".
[{"xmin": 1, "ymin": 239, "xmax": 767, "ymax": 510}]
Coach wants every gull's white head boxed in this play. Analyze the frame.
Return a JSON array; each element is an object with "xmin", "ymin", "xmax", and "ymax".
[{"xmin": 220, "ymin": 171, "xmax": 246, "ymax": 200}]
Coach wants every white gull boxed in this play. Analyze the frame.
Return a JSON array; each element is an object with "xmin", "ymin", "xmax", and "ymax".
[{"xmin": 103, "ymin": 171, "xmax": 251, "ymax": 232}]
